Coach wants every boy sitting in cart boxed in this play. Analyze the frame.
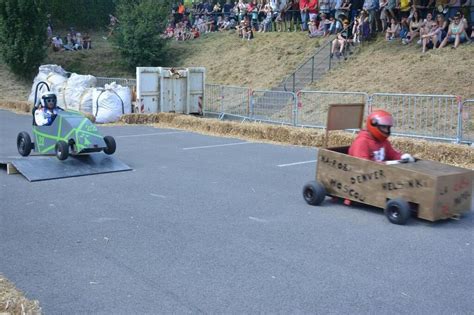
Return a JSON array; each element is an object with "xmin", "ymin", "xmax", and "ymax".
[
  {"xmin": 349, "ymin": 110, "xmax": 415, "ymax": 164},
  {"xmin": 34, "ymin": 92, "xmax": 62, "ymax": 126}
]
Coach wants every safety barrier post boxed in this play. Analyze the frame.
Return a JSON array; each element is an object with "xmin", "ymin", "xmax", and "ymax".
[
  {"xmin": 294, "ymin": 91, "xmax": 301, "ymax": 126},
  {"xmin": 292, "ymin": 74, "xmax": 295, "ymax": 93},
  {"xmin": 456, "ymin": 96, "xmax": 463, "ymax": 144},
  {"xmin": 249, "ymin": 89, "xmax": 254, "ymax": 119},
  {"xmin": 220, "ymin": 85, "xmax": 225, "ymax": 115},
  {"xmin": 328, "ymin": 44, "xmax": 332, "ymax": 70}
]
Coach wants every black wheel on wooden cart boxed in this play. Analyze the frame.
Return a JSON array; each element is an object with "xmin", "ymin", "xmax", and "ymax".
[
  {"xmin": 103, "ymin": 136, "xmax": 116, "ymax": 155},
  {"xmin": 302, "ymin": 180, "xmax": 327, "ymax": 206},
  {"xmin": 17, "ymin": 131, "xmax": 32, "ymax": 156},
  {"xmin": 384, "ymin": 198, "xmax": 411, "ymax": 225},
  {"xmin": 55, "ymin": 140, "xmax": 69, "ymax": 160}
]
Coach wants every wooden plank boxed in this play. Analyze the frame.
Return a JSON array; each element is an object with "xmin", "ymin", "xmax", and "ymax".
[{"xmin": 7, "ymin": 162, "xmax": 18, "ymax": 175}]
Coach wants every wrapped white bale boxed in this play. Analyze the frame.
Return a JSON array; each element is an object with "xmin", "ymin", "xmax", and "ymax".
[
  {"xmin": 28, "ymin": 65, "xmax": 68, "ymax": 105},
  {"xmin": 92, "ymin": 88, "xmax": 126, "ymax": 123},
  {"xmin": 104, "ymin": 82, "xmax": 132, "ymax": 114},
  {"xmin": 63, "ymin": 73, "xmax": 97, "ymax": 111}
]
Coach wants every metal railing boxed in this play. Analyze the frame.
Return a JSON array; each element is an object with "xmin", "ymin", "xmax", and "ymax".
[
  {"xmin": 297, "ymin": 90, "xmax": 368, "ymax": 128},
  {"xmin": 96, "ymin": 77, "xmax": 136, "ymax": 89},
  {"xmin": 461, "ymin": 99, "xmax": 473, "ymax": 144},
  {"xmin": 202, "ymin": 84, "xmax": 472, "ymax": 144},
  {"xmin": 370, "ymin": 93, "xmax": 460, "ymax": 142}
]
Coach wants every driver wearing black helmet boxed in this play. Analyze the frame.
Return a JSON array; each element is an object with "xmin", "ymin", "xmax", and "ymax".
[{"xmin": 35, "ymin": 92, "xmax": 61, "ymax": 126}]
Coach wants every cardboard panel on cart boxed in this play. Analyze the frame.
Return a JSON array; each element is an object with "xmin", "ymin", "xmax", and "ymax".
[
  {"xmin": 434, "ymin": 173, "xmax": 473, "ymax": 221},
  {"xmin": 316, "ymin": 149, "xmax": 437, "ymax": 218}
]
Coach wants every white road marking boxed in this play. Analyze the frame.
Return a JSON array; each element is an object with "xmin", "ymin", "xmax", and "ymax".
[
  {"xmin": 115, "ymin": 131, "xmax": 184, "ymax": 138},
  {"xmin": 150, "ymin": 193, "xmax": 167, "ymax": 199},
  {"xmin": 182, "ymin": 142, "xmax": 250, "ymax": 150},
  {"xmin": 249, "ymin": 216, "xmax": 268, "ymax": 223},
  {"xmin": 277, "ymin": 160, "xmax": 317, "ymax": 167}
]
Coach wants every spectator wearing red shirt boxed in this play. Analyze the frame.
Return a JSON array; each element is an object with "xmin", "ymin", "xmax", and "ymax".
[
  {"xmin": 300, "ymin": 0, "xmax": 310, "ymax": 31},
  {"xmin": 308, "ymin": 0, "xmax": 319, "ymax": 21},
  {"xmin": 349, "ymin": 110, "xmax": 414, "ymax": 163}
]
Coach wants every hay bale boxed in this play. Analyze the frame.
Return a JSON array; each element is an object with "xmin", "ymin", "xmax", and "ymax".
[
  {"xmin": 0, "ymin": 274, "xmax": 42, "ymax": 314},
  {"xmin": 0, "ymin": 101, "xmax": 31, "ymax": 113},
  {"xmin": 119, "ymin": 113, "xmax": 474, "ymax": 169}
]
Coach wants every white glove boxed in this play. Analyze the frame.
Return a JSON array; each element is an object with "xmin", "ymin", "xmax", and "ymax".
[{"xmin": 401, "ymin": 153, "xmax": 415, "ymax": 163}]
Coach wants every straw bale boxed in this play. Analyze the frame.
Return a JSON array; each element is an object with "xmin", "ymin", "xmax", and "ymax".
[
  {"xmin": 120, "ymin": 113, "xmax": 474, "ymax": 169},
  {"xmin": 0, "ymin": 101, "xmax": 31, "ymax": 113},
  {"xmin": 0, "ymin": 274, "xmax": 42, "ymax": 314}
]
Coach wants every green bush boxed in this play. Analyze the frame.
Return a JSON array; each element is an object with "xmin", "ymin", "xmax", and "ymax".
[
  {"xmin": 0, "ymin": 0, "xmax": 47, "ymax": 79},
  {"xmin": 46, "ymin": 0, "xmax": 115, "ymax": 30},
  {"xmin": 115, "ymin": 0, "xmax": 170, "ymax": 69}
]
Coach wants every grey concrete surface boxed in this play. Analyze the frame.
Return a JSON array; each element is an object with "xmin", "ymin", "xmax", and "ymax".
[{"xmin": 0, "ymin": 109, "xmax": 473, "ymax": 314}]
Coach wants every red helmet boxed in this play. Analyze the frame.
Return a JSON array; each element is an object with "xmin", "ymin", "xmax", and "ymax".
[{"xmin": 367, "ymin": 110, "xmax": 393, "ymax": 141}]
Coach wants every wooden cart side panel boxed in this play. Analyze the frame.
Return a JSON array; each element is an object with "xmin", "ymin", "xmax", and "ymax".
[
  {"xmin": 433, "ymin": 173, "xmax": 473, "ymax": 221},
  {"xmin": 316, "ymin": 149, "xmax": 437, "ymax": 215}
]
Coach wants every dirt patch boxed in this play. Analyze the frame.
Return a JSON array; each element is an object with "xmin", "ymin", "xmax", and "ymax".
[
  {"xmin": 0, "ymin": 274, "xmax": 41, "ymax": 314},
  {"xmin": 121, "ymin": 113, "xmax": 473, "ymax": 169}
]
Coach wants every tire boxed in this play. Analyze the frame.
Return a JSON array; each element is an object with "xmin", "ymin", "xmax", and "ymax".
[
  {"xmin": 103, "ymin": 136, "xmax": 116, "ymax": 155},
  {"xmin": 17, "ymin": 132, "xmax": 32, "ymax": 156},
  {"xmin": 302, "ymin": 180, "xmax": 327, "ymax": 206},
  {"xmin": 384, "ymin": 198, "xmax": 411, "ymax": 225},
  {"xmin": 55, "ymin": 140, "xmax": 69, "ymax": 160}
]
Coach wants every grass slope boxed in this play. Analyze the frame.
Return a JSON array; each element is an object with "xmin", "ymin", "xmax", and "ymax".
[{"xmin": 310, "ymin": 37, "xmax": 474, "ymax": 99}]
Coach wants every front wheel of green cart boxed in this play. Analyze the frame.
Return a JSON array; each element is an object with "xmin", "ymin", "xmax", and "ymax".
[
  {"xmin": 55, "ymin": 141, "xmax": 69, "ymax": 160},
  {"xmin": 302, "ymin": 180, "xmax": 327, "ymax": 206}
]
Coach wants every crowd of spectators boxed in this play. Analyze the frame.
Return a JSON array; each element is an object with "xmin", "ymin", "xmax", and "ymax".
[
  {"xmin": 47, "ymin": 18, "xmax": 92, "ymax": 52},
  {"xmin": 163, "ymin": 0, "xmax": 473, "ymax": 52}
]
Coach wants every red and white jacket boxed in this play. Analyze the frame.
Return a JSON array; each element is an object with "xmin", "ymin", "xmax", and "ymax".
[{"xmin": 348, "ymin": 130, "xmax": 402, "ymax": 162}]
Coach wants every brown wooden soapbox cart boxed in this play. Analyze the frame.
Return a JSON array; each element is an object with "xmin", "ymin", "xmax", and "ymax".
[{"xmin": 302, "ymin": 104, "xmax": 473, "ymax": 225}]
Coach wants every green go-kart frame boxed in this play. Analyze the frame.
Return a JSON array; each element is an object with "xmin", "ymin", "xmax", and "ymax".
[{"xmin": 17, "ymin": 81, "xmax": 116, "ymax": 161}]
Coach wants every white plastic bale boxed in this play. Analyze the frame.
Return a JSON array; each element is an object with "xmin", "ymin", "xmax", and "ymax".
[
  {"xmin": 92, "ymin": 88, "xmax": 125, "ymax": 123},
  {"xmin": 28, "ymin": 65, "xmax": 68, "ymax": 105},
  {"xmin": 64, "ymin": 73, "xmax": 97, "ymax": 111},
  {"xmin": 105, "ymin": 82, "xmax": 132, "ymax": 114}
]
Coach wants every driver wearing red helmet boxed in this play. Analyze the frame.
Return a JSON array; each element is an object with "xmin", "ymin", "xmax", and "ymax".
[{"xmin": 349, "ymin": 110, "xmax": 415, "ymax": 163}]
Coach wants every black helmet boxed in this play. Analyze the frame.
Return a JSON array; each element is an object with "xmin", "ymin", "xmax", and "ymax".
[{"xmin": 41, "ymin": 92, "xmax": 57, "ymax": 110}]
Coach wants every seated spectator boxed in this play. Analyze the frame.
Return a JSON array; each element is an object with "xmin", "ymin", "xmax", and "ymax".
[
  {"xmin": 217, "ymin": 15, "xmax": 225, "ymax": 29},
  {"xmin": 403, "ymin": 10, "xmax": 421, "ymax": 44},
  {"xmin": 399, "ymin": 16, "xmax": 410, "ymax": 41},
  {"xmin": 330, "ymin": 20, "xmax": 351, "ymax": 58},
  {"xmin": 52, "ymin": 35, "xmax": 63, "ymax": 52},
  {"xmin": 242, "ymin": 23, "xmax": 254, "ymax": 40},
  {"xmin": 236, "ymin": 20, "xmax": 245, "ymax": 37},
  {"xmin": 438, "ymin": 13, "xmax": 468, "ymax": 48},
  {"xmin": 309, "ymin": 16, "xmax": 326, "ymax": 37},
  {"xmin": 82, "ymin": 32, "xmax": 92, "ymax": 49},
  {"xmin": 385, "ymin": 17, "xmax": 400, "ymax": 40},
  {"xmin": 191, "ymin": 26, "xmax": 200, "ymax": 38},
  {"xmin": 419, "ymin": 12, "xmax": 438, "ymax": 52}
]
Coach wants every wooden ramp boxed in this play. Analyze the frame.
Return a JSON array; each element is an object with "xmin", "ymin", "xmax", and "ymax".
[{"xmin": 0, "ymin": 155, "xmax": 132, "ymax": 182}]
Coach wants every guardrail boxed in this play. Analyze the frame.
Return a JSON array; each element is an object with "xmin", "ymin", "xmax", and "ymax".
[{"xmin": 202, "ymin": 84, "xmax": 472, "ymax": 144}]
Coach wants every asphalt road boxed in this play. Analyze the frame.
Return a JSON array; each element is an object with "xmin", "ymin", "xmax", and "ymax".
[{"xmin": 1, "ymin": 109, "xmax": 473, "ymax": 314}]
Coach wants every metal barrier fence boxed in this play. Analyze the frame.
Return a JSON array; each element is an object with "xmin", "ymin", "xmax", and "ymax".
[
  {"xmin": 251, "ymin": 90, "xmax": 296, "ymax": 125},
  {"xmin": 297, "ymin": 91, "xmax": 368, "ymax": 128},
  {"xmin": 461, "ymin": 99, "xmax": 474, "ymax": 144},
  {"xmin": 204, "ymin": 84, "xmax": 251, "ymax": 119},
  {"xmin": 202, "ymin": 85, "xmax": 473, "ymax": 144},
  {"xmin": 370, "ymin": 93, "xmax": 460, "ymax": 142},
  {"xmin": 96, "ymin": 77, "xmax": 136, "ymax": 89}
]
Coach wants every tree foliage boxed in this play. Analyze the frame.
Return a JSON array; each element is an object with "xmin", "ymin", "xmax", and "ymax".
[
  {"xmin": 0, "ymin": 0, "xmax": 47, "ymax": 79},
  {"xmin": 115, "ymin": 0, "xmax": 171, "ymax": 68},
  {"xmin": 45, "ymin": 0, "xmax": 115, "ymax": 30}
]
